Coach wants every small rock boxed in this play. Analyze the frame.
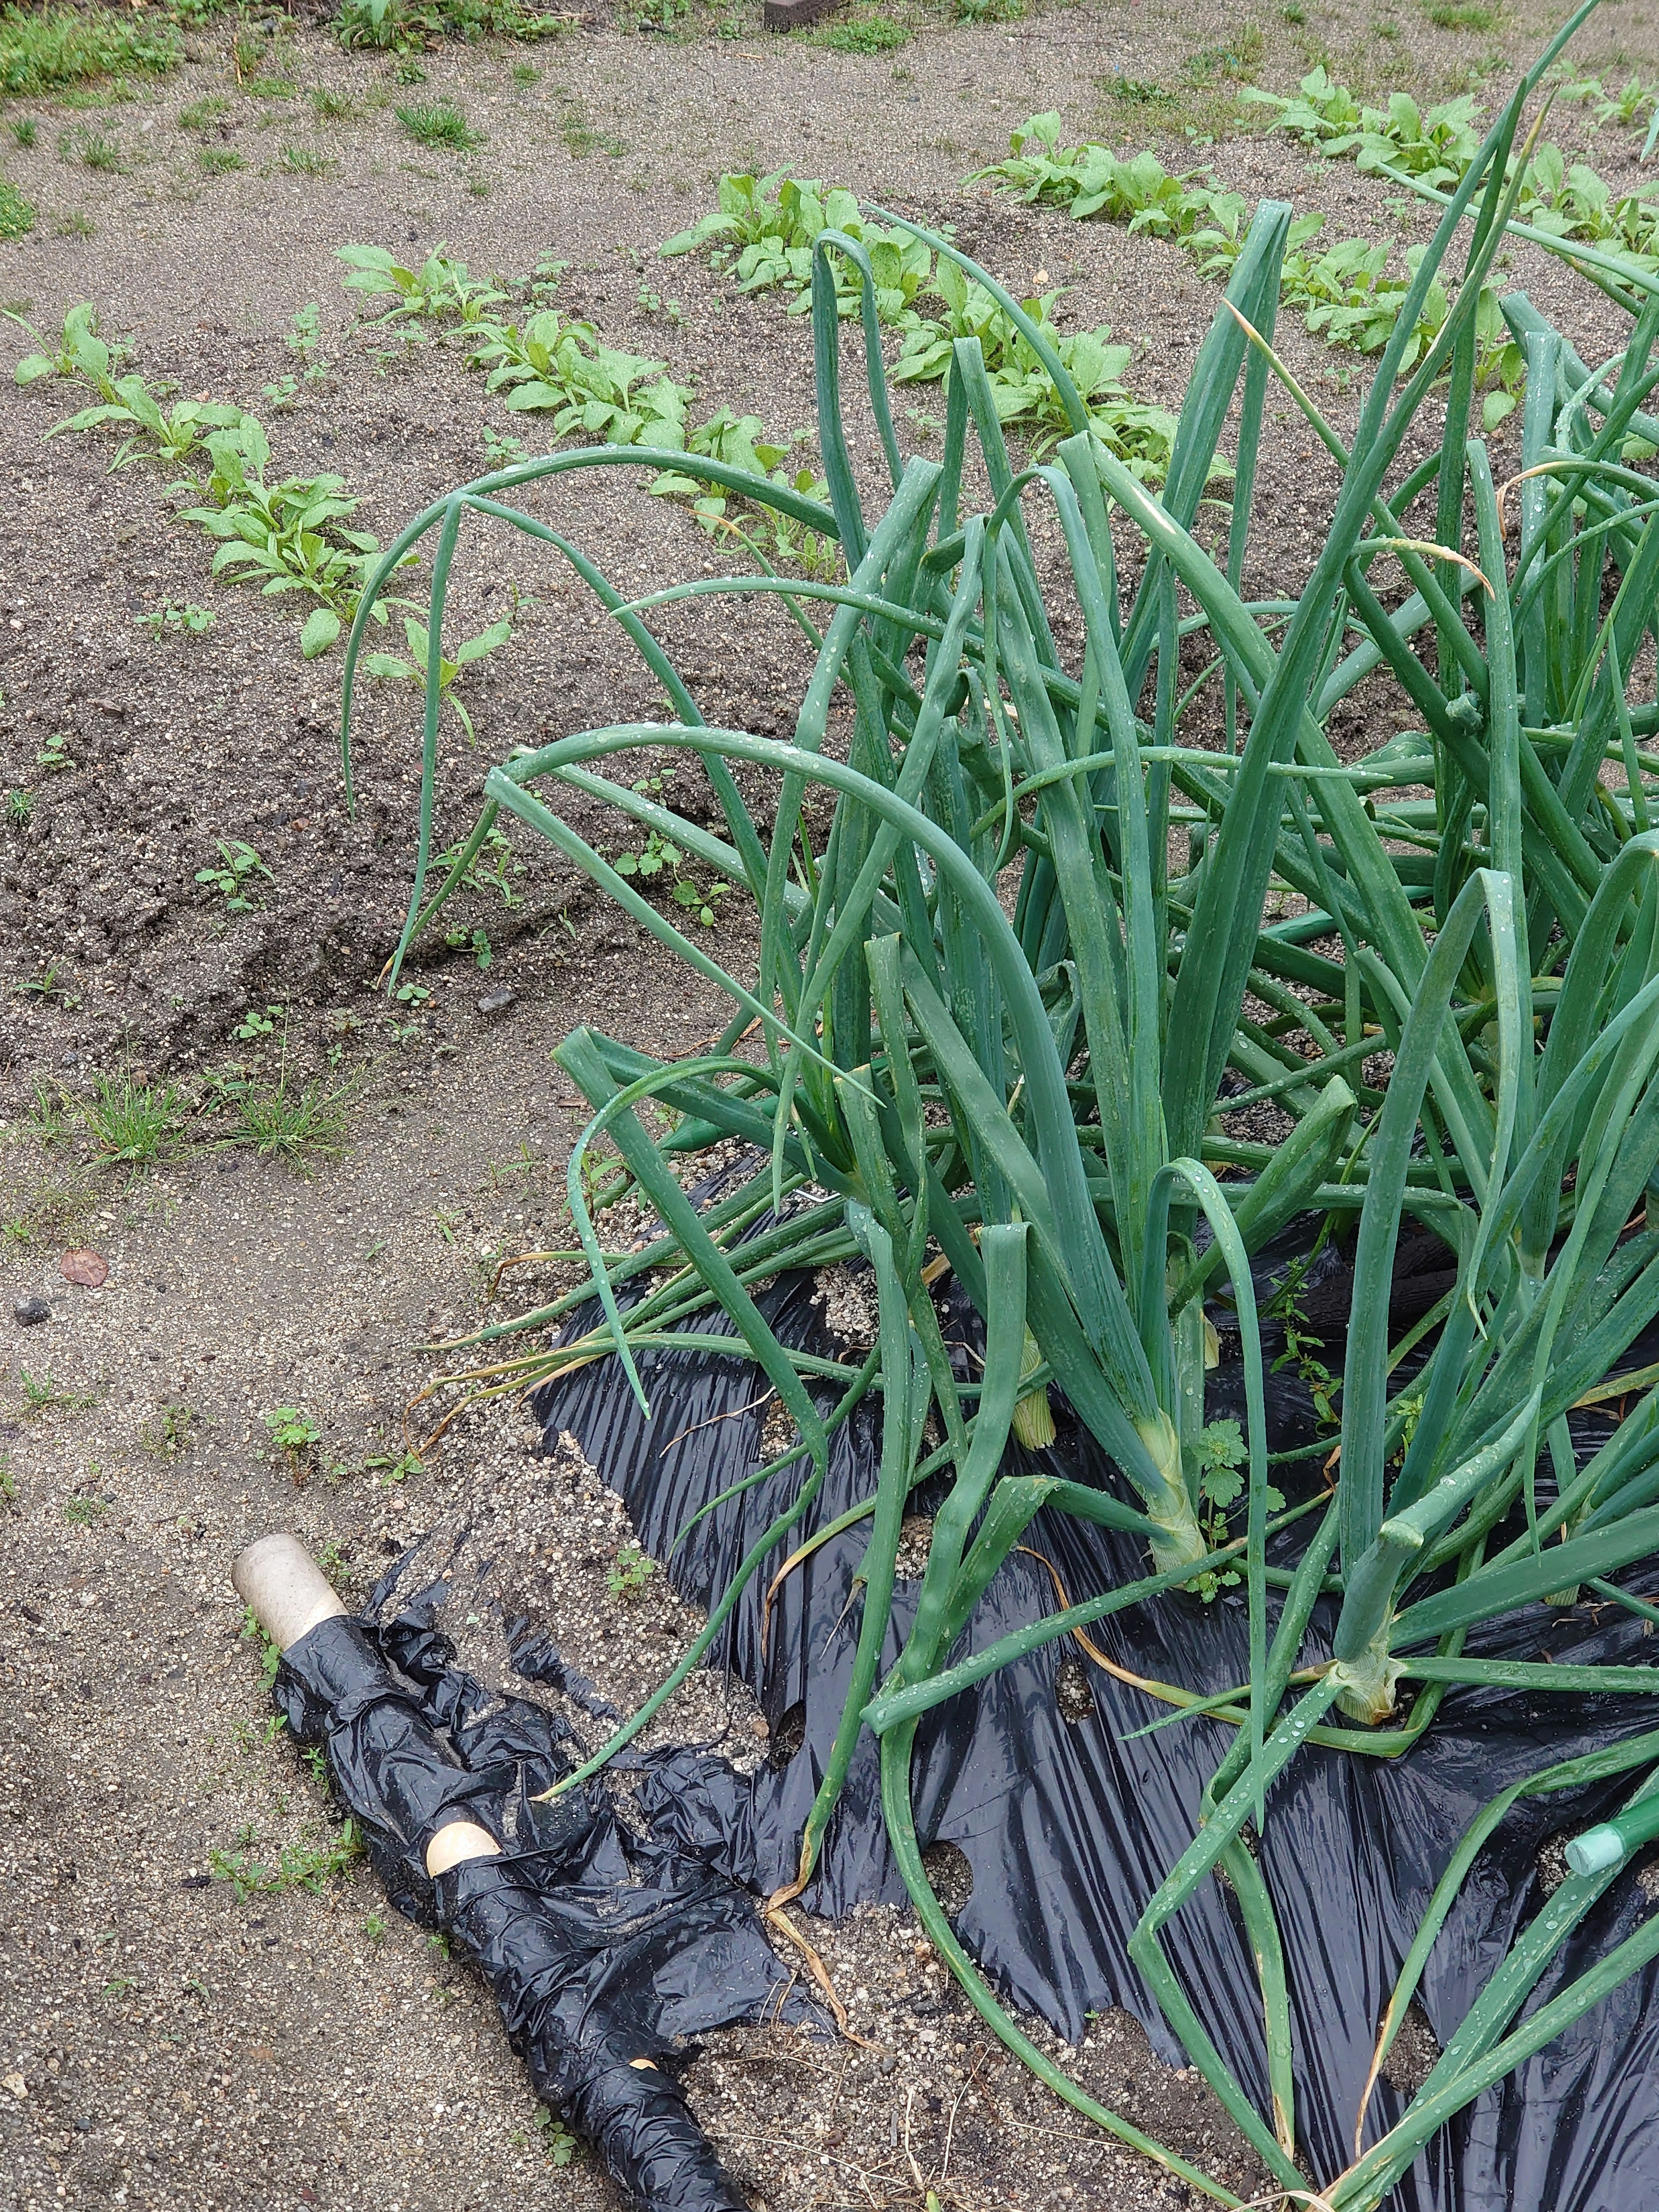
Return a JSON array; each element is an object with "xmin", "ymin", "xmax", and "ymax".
[
  {"xmin": 477, "ymin": 987, "xmax": 515, "ymax": 1016},
  {"xmin": 13, "ymin": 1297, "xmax": 49, "ymax": 1326}
]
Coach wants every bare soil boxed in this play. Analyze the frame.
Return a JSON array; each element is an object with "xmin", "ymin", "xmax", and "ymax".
[{"xmin": 1, "ymin": 6, "xmax": 1656, "ymax": 2211}]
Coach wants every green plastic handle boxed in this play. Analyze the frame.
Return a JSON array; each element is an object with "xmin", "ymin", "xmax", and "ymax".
[{"xmin": 1565, "ymin": 1789, "xmax": 1659, "ymax": 1878}]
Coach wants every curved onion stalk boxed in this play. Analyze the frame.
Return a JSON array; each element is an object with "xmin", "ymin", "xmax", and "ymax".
[{"xmin": 359, "ymin": 26, "xmax": 1659, "ymax": 2195}]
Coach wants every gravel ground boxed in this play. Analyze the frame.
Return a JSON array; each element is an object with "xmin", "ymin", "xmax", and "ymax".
[{"xmin": 2, "ymin": 3, "xmax": 1657, "ymax": 2209}]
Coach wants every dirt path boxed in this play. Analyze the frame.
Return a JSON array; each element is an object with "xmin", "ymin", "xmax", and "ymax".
[{"xmin": 3, "ymin": 4, "xmax": 1657, "ymax": 2209}]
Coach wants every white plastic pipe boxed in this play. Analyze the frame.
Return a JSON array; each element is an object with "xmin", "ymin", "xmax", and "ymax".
[{"xmin": 232, "ymin": 1533, "xmax": 349, "ymax": 1650}]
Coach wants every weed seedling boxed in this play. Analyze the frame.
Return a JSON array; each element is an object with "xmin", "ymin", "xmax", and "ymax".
[
  {"xmin": 364, "ymin": 1911, "xmax": 389, "ymax": 1942},
  {"xmin": 479, "ymin": 423, "xmax": 528, "ymax": 468},
  {"xmin": 25, "ymin": 1083, "xmax": 70, "ymax": 1144},
  {"xmin": 140, "ymin": 1402, "xmax": 197, "ymax": 1456},
  {"xmin": 209, "ymin": 1819, "xmax": 363, "ymax": 1902},
  {"xmin": 445, "ymin": 924, "xmax": 494, "ymax": 968},
  {"xmin": 365, "ymin": 1450, "xmax": 423, "ymax": 1487},
  {"xmin": 57, "ymin": 126, "xmax": 122, "ymax": 172},
  {"xmin": 534, "ymin": 2108, "xmax": 579, "ymax": 2166},
  {"xmin": 179, "ymin": 96, "xmax": 231, "ymax": 134},
  {"xmin": 13, "ymin": 959, "xmax": 67, "ymax": 998},
  {"xmin": 135, "ymin": 601, "xmax": 216, "ymax": 636},
  {"xmin": 0, "ymin": 182, "xmax": 32, "ymax": 241},
  {"xmin": 61, "ymin": 1492, "xmax": 109, "ymax": 1527},
  {"xmin": 240, "ymin": 1605, "xmax": 282, "ymax": 1689},
  {"xmin": 12, "ymin": 118, "xmax": 38, "ymax": 149},
  {"xmin": 196, "ymin": 147, "xmax": 245, "ymax": 175},
  {"xmin": 196, "ymin": 838, "xmax": 271, "ymax": 913},
  {"xmin": 22, "ymin": 1370, "xmax": 87, "ymax": 1417},
  {"xmin": 318, "ymin": 1538, "xmax": 353, "ymax": 1588},
  {"xmin": 37, "ymin": 733, "xmax": 73, "ymax": 774},
  {"xmin": 232, "ymin": 1003, "xmax": 286, "ymax": 1042},
  {"xmin": 264, "ymin": 1405, "xmax": 323, "ymax": 1479},
  {"xmin": 607, "ymin": 1541, "xmax": 656, "ymax": 1601}
]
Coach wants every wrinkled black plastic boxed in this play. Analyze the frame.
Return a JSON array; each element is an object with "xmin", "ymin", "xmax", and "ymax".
[
  {"xmin": 274, "ymin": 1602, "xmax": 781, "ymax": 2212},
  {"xmin": 536, "ymin": 1259, "xmax": 1659, "ymax": 2212}
]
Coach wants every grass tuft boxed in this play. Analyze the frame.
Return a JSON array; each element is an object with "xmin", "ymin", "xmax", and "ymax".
[
  {"xmin": 394, "ymin": 99, "xmax": 483, "ymax": 152},
  {"xmin": 0, "ymin": 4, "xmax": 178, "ymax": 96}
]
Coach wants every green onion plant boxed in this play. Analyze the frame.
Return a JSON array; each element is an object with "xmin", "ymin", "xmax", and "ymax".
[{"xmin": 343, "ymin": 10, "xmax": 1659, "ymax": 2200}]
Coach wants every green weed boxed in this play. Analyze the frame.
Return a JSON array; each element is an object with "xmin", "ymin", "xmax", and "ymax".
[
  {"xmin": 57, "ymin": 126, "xmax": 122, "ymax": 173},
  {"xmin": 816, "ymin": 13, "xmax": 909, "ymax": 52},
  {"xmin": 435, "ymin": 822, "xmax": 522, "ymax": 906},
  {"xmin": 61, "ymin": 1492, "xmax": 109, "ymax": 1527},
  {"xmin": 264, "ymin": 1405, "xmax": 322, "ymax": 1476},
  {"xmin": 136, "ymin": 600, "xmax": 216, "ymax": 636},
  {"xmin": 395, "ymin": 99, "xmax": 483, "ymax": 153},
  {"xmin": 23, "ymin": 1370, "xmax": 100, "ymax": 1419},
  {"xmin": 607, "ymin": 1540, "xmax": 656, "ymax": 1600},
  {"xmin": 195, "ymin": 838, "xmax": 271, "ymax": 913},
  {"xmin": 82, "ymin": 1074, "xmax": 181, "ymax": 1165},
  {"xmin": 533, "ymin": 2108, "xmax": 579, "ymax": 2166},
  {"xmin": 209, "ymin": 1820, "xmax": 363, "ymax": 1903},
  {"xmin": 280, "ymin": 147, "xmax": 335, "ymax": 178},
  {"xmin": 196, "ymin": 146, "xmax": 245, "ymax": 175},
  {"xmin": 445, "ymin": 923, "xmax": 495, "ymax": 967},
  {"xmin": 608, "ymin": 775, "xmax": 731, "ymax": 925},
  {"xmin": 139, "ymin": 1402, "xmax": 198, "ymax": 1458},
  {"xmin": 226, "ymin": 1068, "xmax": 356, "ymax": 1168},
  {"xmin": 0, "ymin": 6, "xmax": 179, "ymax": 96},
  {"xmin": 178, "ymin": 96, "xmax": 231, "ymax": 133},
  {"xmin": 25, "ymin": 1082, "xmax": 71, "ymax": 1145},
  {"xmin": 1423, "ymin": 0, "xmax": 1497, "ymax": 25},
  {"xmin": 0, "ymin": 180, "xmax": 32, "ymax": 241},
  {"xmin": 240, "ymin": 1605, "xmax": 282, "ymax": 1689},
  {"xmin": 263, "ymin": 304, "xmax": 331, "ymax": 409},
  {"xmin": 336, "ymin": 0, "xmax": 539, "ymax": 45}
]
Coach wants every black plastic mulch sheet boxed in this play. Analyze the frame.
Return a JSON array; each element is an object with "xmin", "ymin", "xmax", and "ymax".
[
  {"xmin": 534, "ymin": 1256, "xmax": 1659, "ymax": 2212},
  {"xmin": 273, "ymin": 1590, "xmax": 812, "ymax": 2212}
]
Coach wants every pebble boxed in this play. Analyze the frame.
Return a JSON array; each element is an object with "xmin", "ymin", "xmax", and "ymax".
[
  {"xmin": 477, "ymin": 988, "xmax": 515, "ymax": 1016},
  {"xmin": 13, "ymin": 1297, "xmax": 49, "ymax": 1326}
]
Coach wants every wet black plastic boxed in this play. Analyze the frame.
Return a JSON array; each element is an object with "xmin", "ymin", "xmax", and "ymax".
[
  {"xmin": 273, "ymin": 1602, "xmax": 783, "ymax": 2212},
  {"xmin": 536, "ymin": 1263, "xmax": 1659, "ymax": 2212}
]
